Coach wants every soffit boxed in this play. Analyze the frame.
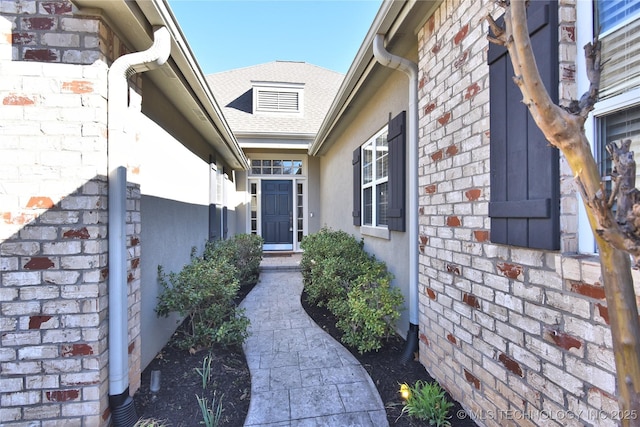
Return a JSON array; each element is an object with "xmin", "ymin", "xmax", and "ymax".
[{"xmin": 71, "ymin": 0, "xmax": 248, "ymax": 170}]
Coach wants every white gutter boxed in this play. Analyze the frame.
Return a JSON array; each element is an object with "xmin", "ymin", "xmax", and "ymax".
[
  {"xmin": 151, "ymin": 0, "xmax": 249, "ymax": 170},
  {"xmin": 373, "ymin": 33, "xmax": 420, "ymax": 358},
  {"xmin": 107, "ymin": 26, "xmax": 170, "ymax": 425}
]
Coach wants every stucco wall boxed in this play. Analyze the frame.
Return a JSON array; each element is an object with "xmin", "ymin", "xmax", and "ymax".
[
  {"xmin": 234, "ymin": 170, "xmax": 249, "ymax": 236},
  {"xmin": 137, "ymin": 114, "xmax": 211, "ymax": 370},
  {"xmin": 317, "ymin": 69, "xmax": 412, "ymax": 335},
  {"xmin": 307, "ymin": 155, "xmax": 322, "ymax": 235},
  {"xmin": 415, "ymin": 1, "xmax": 640, "ymax": 425}
]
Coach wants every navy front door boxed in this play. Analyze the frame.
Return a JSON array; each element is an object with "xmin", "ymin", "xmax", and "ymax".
[{"xmin": 262, "ymin": 180, "xmax": 293, "ymax": 250}]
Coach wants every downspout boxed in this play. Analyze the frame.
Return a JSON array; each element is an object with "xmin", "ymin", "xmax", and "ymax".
[
  {"xmin": 107, "ymin": 26, "xmax": 170, "ymax": 427},
  {"xmin": 373, "ymin": 33, "xmax": 420, "ymax": 364}
]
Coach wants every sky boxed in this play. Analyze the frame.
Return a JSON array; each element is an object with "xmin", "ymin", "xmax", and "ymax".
[{"xmin": 166, "ymin": 0, "xmax": 383, "ymax": 75}]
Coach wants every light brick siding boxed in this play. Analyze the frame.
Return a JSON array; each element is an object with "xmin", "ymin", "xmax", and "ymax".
[
  {"xmin": 1, "ymin": 2, "xmax": 142, "ymax": 425},
  {"xmin": 0, "ymin": 0, "xmax": 129, "ymax": 65},
  {"xmin": 417, "ymin": 0, "xmax": 639, "ymax": 426}
]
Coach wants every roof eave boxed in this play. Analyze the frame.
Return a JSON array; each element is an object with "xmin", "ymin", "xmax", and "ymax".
[
  {"xmin": 238, "ymin": 131, "xmax": 314, "ymax": 150},
  {"xmin": 71, "ymin": 0, "xmax": 249, "ymax": 170},
  {"xmin": 309, "ymin": 0, "xmax": 441, "ymax": 156}
]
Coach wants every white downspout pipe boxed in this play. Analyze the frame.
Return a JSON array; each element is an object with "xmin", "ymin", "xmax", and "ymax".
[
  {"xmin": 107, "ymin": 26, "xmax": 170, "ymax": 426},
  {"xmin": 373, "ymin": 33, "xmax": 420, "ymax": 363}
]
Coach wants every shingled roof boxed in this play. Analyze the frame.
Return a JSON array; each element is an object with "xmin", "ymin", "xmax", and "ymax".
[{"xmin": 206, "ymin": 61, "xmax": 343, "ymax": 137}]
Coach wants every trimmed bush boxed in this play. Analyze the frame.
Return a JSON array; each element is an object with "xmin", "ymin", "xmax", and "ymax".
[
  {"xmin": 301, "ymin": 228, "xmax": 404, "ymax": 353},
  {"xmin": 204, "ymin": 234, "xmax": 264, "ymax": 286},
  {"xmin": 156, "ymin": 251, "xmax": 249, "ymax": 350},
  {"xmin": 328, "ymin": 260, "xmax": 403, "ymax": 353},
  {"xmin": 300, "ymin": 228, "xmax": 371, "ymax": 306}
]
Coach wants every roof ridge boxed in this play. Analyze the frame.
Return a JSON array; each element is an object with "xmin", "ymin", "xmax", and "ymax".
[{"xmin": 207, "ymin": 60, "xmax": 344, "ymax": 77}]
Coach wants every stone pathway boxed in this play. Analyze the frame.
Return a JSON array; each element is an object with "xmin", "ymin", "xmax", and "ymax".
[{"xmin": 239, "ymin": 255, "xmax": 389, "ymax": 427}]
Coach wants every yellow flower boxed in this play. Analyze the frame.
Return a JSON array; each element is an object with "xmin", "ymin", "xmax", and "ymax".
[{"xmin": 400, "ymin": 383, "xmax": 411, "ymax": 400}]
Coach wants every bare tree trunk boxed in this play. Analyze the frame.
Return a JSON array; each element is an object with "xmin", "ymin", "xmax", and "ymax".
[
  {"xmin": 488, "ymin": 2, "xmax": 640, "ymax": 424},
  {"xmin": 599, "ymin": 244, "xmax": 640, "ymax": 426}
]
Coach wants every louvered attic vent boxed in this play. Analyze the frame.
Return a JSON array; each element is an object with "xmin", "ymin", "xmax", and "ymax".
[
  {"xmin": 257, "ymin": 90, "xmax": 298, "ymax": 111},
  {"xmin": 252, "ymin": 81, "xmax": 304, "ymax": 114}
]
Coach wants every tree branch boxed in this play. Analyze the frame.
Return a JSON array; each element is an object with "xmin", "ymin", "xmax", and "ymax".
[
  {"xmin": 486, "ymin": 14, "xmax": 506, "ymax": 45},
  {"xmin": 577, "ymin": 38, "xmax": 602, "ymax": 119},
  {"xmin": 608, "ymin": 140, "xmax": 640, "ymax": 229},
  {"xmin": 509, "ymin": 1, "xmax": 561, "ymax": 129}
]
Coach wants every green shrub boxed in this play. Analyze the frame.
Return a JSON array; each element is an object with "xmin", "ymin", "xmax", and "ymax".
[
  {"xmin": 300, "ymin": 228, "xmax": 370, "ymax": 306},
  {"xmin": 156, "ymin": 253, "xmax": 249, "ymax": 349},
  {"xmin": 400, "ymin": 380, "xmax": 453, "ymax": 426},
  {"xmin": 303, "ymin": 256, "xmax": 347, "ymax": 307},
  {"xmin": 328, "ymin": 260, "xmax": 403, "ymax": 353},
  {"xmin": 205, "ymin": 234, "xmax": 264, "ymax": 286},
  {"xmin": 301, "ymin": 228, "xmax": 404, "ymax": 353}
]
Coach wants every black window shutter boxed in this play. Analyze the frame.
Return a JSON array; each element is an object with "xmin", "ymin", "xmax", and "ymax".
[
  {"xmin": 488, "ymin": 0, "xmax": 560, "ymax": 250},
  {"xmin": 209, "ymin": 203, "xmax": 218, "ymax": 240},
  {"xmin": 388, "ymin": 111, "xmax": 406, "ymax": 231},
  {"xmin": 352, "ymin": 147, "xmax": 361, "ymax": 226},
  {"xmin": 222, "ymin": 206, "xmax": 228, "ymax": 240}
]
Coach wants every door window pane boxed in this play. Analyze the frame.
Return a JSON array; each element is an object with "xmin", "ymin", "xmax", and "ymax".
[
  {"xmin": 250, "ymin": 182, "xmax": 258, "ymax": 235},
  {"xmin": 297, "ymin": 183, "xmax": 304, "ymax": 243}
]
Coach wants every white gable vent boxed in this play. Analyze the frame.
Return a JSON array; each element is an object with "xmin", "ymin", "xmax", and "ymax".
[
  {"xmin": 252, "ymin": 81, "xmax": 304, "ymax": 114},
  {"xmin": 257, "ymin": 90, "xmax": 299, "ymax": 111}
]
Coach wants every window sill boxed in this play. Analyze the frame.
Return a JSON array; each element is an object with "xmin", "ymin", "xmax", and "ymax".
[{"xmin": 361, "ymin": 225, "xmax": 390, "ymax": 240}]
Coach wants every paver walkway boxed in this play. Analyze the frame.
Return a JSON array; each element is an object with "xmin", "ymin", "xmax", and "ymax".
[{"xmin": 239, "ymin": 254, "xmax": 389, "ymax": 427}]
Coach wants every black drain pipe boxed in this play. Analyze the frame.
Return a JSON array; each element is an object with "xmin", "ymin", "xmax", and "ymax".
[
  {"xmin": 400, "ymin": 323, "xmax": 419, "ymax": 364},
  {"xmin": 109, "ymin": 390, "xmax": 137, "ymax": 427}
]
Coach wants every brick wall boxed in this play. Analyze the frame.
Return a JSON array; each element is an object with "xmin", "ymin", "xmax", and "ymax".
[
  {"xmin": 2, "ymin": 0, "xmax": 95, "ymax": 64},
  {"xmin": 416, "ymin": 1, "xmax": 639, "ymax": 426},
  {"xmin": 1, "ymin": 2, "xmax": 142, "ymax": 425},
  {"xmin": 1, "ymin": 0, "xmax": 130, "ymax": 65}
]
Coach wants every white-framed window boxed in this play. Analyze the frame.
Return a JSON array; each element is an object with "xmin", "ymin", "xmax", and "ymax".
[
  {"xmin": 595, "ymin": 1, "xmax": 640, "ymax": 100},
  {"xmin": 252, "ymin": 81, "xmax": 304, "ymax": 115},
  {"xmin": 361, "ymin": 127, "xmax": 389, "ymax": 227},
  {"xmin": 249, "ymin": 180, "xmax": 259, "ymax": 235},
  {"xmin": 296, "ymin": 181, "xmax": 305, "ymax": 244},
  {"xmin": 210, "ymin": 162, "xmax": 223, "ymax": 205},
  {"xmin": 249, "ymin": 159, "xmax": 303, "ymax": 176},
  {"xmin": 577, "ymin": 1, "xmax": 640, "ymax": 253},
  {"xmin": 596, "ymin": 105, "xmax": 640, "ymax": 193},
  {"xmin": 596, "ymin": 0, "xmax": 640, "ymax": 33}
]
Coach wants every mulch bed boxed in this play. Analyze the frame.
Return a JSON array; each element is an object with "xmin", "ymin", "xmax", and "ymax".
[{"xmin": 133, "ymin": 278, "xmax": 478, "ymax": 426}]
